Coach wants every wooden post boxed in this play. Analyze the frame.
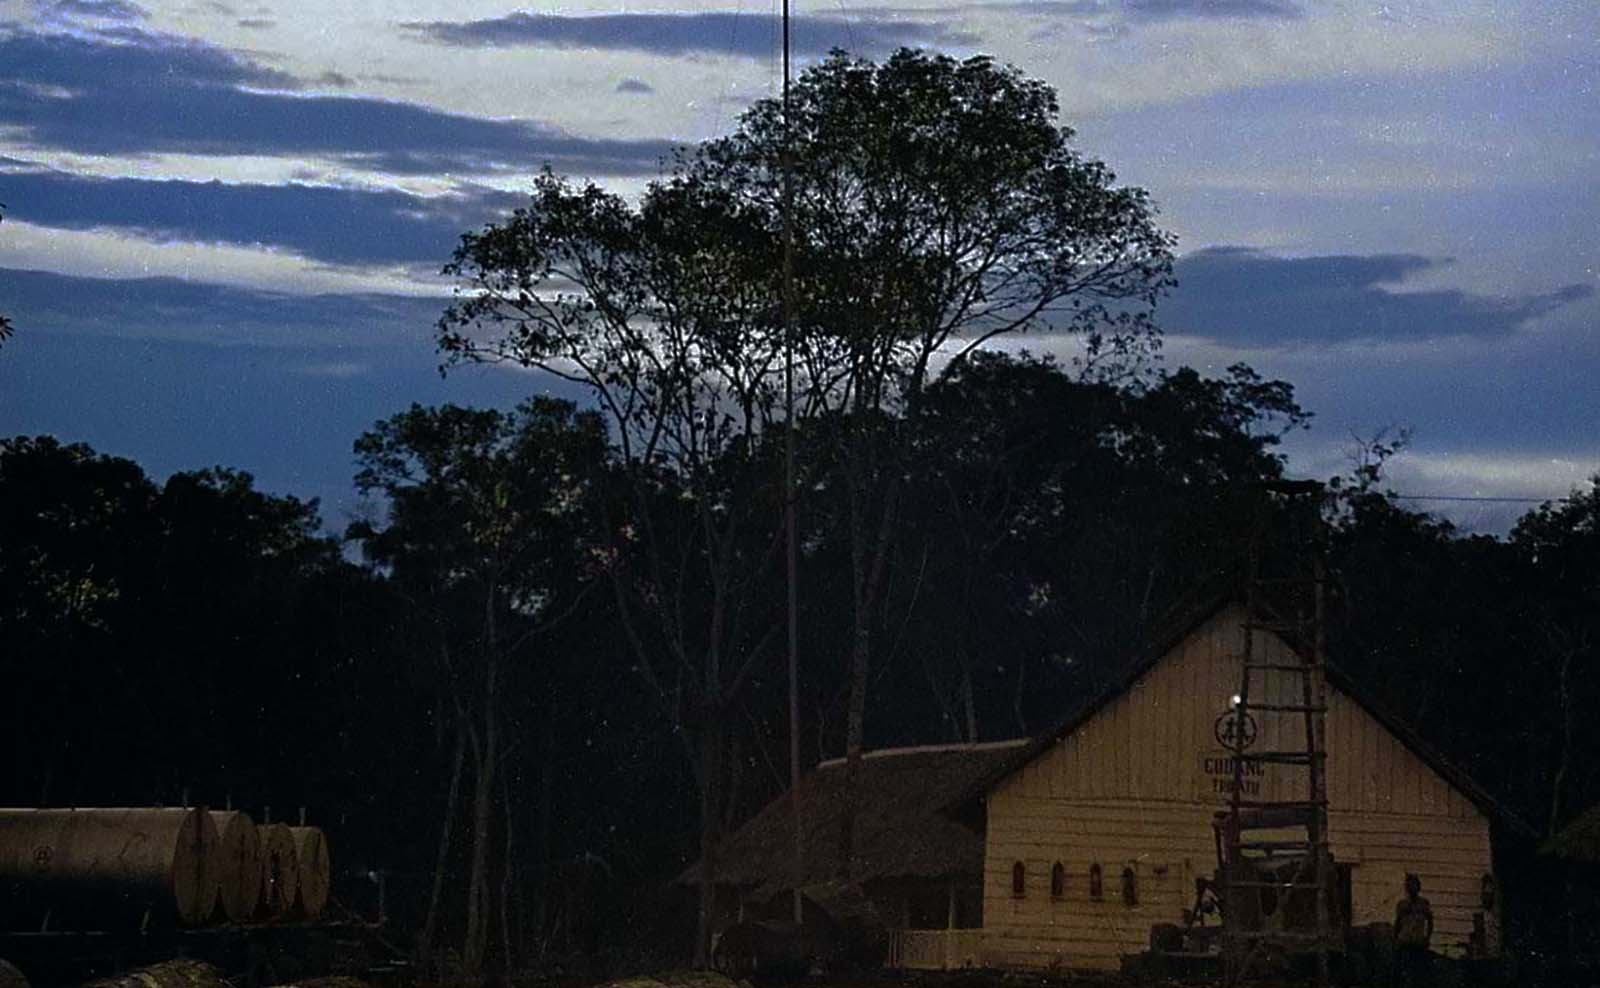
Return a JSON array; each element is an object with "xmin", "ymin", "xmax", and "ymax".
[{"xmin": 946, "ymin": 881, "xmax": 958, "ymax": 970}]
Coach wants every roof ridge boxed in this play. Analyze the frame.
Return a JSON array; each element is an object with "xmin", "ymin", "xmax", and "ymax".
[{"xmin": 816, "ymin": 737, "xmax": 1028, "ymax": 769}]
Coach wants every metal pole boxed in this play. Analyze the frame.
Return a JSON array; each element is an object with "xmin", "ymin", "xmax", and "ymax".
[{"xmin": 782, "ymin": 0, "xmax": 804, "ymax": 929}]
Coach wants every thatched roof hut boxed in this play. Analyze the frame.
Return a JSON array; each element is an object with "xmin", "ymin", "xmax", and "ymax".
[{"xmin": 682, "ymin": 739, "xmax": 1026, "ymax": 895}]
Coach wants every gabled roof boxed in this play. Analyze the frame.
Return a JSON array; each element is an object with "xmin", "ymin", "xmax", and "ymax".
[
  {"xmin": 680, "ymin": 739, "xmax": 1027, "ymax": 891},
  {"xmin": 951, "ymin": 584, "xmax": 1535, "ymax": 837}
]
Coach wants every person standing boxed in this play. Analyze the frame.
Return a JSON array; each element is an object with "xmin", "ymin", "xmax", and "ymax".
[{"xmin": 1393, "ymin": 873, "xmax": 1434, "ymax": 986}]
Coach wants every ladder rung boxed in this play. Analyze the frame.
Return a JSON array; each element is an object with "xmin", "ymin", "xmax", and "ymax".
[
  {"xmin": 1231, "ymin": 840, "xmax": 1327, "ymax": 852},
  {"xmin": 1244, "ymin": 662, "xmax": 1322, "ymax": 672},
  {"xmin": 1253, "ymin": 577, "xmax": 1325, "ymax": 587},
  {"xmin": 1227, "ymin": 930, "xmax": 1338, "ymax": 942},
  {"xmin": 1230, "ymin": 799, "xmax": 1327, "ymax": 810},
  {"xmin": 1237, "ymin": 750, "xmax": 1325, "ymax": 764},
  {"xmin": 1240, "ymin": 703, "xmax": 1326, "ymax": 714},
  {"xmin": 1227, "ymin": 880, "xmax": 1328, "ymax": 890},
  {"xmin": 1242, "ymin": 621, "xmax": 1305, "ymax": 633}
]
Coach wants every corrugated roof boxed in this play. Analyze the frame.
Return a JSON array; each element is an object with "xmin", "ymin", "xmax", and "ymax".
[{"xmin": 680, "ymin": 739, "xmax": 1027, "ymax": 889}]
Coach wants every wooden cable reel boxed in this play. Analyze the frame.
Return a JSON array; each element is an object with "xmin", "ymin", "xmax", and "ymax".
[
  {"xmin": 288, "ymin": 826, "xmax": 330, "ymax": 919},
  {"xmin": 208, "ymin": 810, "xmax": 261, "ymax": 922},
  {"xmin": 256, "ymin": 823, "xmax": 299, "ymax": 918},
  {"xmin": 0, "ymin": 807, "xmax": 219, "ymax": 926}
]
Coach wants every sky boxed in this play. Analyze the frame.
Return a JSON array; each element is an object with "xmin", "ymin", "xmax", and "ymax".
[{"xmin": 0, "ymin": 0, "xmax": 1595, "ymax": 535}]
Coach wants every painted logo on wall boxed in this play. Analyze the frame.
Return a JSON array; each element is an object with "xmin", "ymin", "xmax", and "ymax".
[{"xmin": 1214, "ymin": 707, "xmax": 1258, "ymax": 750}]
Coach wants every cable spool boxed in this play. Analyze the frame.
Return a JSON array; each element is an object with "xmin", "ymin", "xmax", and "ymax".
[
  {"xmin": 256, "ymin": 823, "xmax": 299, "ymax": 919},
  {"xmin": 287, "ymin": 826, "xmax": 329, "ymax": 919},
  {"xmin": 0, "ymin": 807, "xmax": 218, "ymax": 926},
  {"xmin": 208, "ymin": 811, "xmax": 261, "ymax": 923}
]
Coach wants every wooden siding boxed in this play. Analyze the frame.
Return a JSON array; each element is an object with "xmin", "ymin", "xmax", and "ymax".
[{"xmin": 982, "ymin": 604, "xmax": 1498, "ymax": 971}]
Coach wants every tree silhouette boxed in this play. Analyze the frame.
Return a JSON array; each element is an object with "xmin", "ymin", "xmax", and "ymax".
[{"xmin": 440, "ymin": 49, "xmax": 1176, "ymax": 912}]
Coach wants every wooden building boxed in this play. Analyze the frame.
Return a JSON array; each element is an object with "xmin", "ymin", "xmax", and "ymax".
[
  {"xmin": 967, "ymin": 595, "xmax": 1520, "ymax": 971},
  {"xmin": 684, "ymin": 740, "xmax": 1024, "ymax": 968},
  {"xmin": 693, "ymin": 592, "xmax": 1523, "ymax": 973}
]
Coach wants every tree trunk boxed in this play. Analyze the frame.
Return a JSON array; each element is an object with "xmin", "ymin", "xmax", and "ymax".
[
  {"xmin": 500, "ymin": 775, "xmax": 516, "ymax": 973},
  {"xmin": 420, "ymin": 724, "xmax": 466, "ymax": 963},
  {"xmin": 535, "ymin": 697, "xmax": 556, "ymax": 942},
  {"xmin": 836, "ymin": 607, "xmax": 870, "ymax": 880},
  {"xmin": 694, "ymin": 717, "xmax": 723, "ymax": 968},
  {"xmin": 464, "ymin": 601, "xmax": 500, "ymax": 975},
  {"xmin": 961, "ymin": 664, "xmax": 978, "ymax": 744},
  {"xmin": 1547, "ymin": 641, "xmax": 1575, "ymax": 839},
  {"xmin": 837, "ymin": 461, "xmax": 899, "ymax": 881}
]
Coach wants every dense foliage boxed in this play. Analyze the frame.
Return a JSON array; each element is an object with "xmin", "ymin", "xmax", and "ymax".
[
  {"xmin": 3, "ymin": 353, "xmax": 1594, "ymax": 964},
  {"xmin": 2, "ymin": 47, "xmax": 1594, "ymax": 975}
]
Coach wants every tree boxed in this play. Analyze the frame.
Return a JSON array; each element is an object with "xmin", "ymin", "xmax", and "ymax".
[
  {"xmin": 438, "ymin": 158, "xmax": 793, "ymax": 963},
  {"xmin": 0, "ymin": 437, "xmax": 156, "ymax": 804},
  {"xmin": 351, "ymin": 399, "xmax": 609, "ymax": 974},
  {"xmin": 441, "ymin": 48, "xmax": 1177, "ymax": 903},
  {"xmin": 691, "ymin": 49, "xmax": 1176, "ymax": 873},
  {"xmin": 1512, "ymin": 477, "xmax": 1600, "ymax": 835},
  {"xmin": 856, "ymin": 354, "xmax": 1308, "ymax": 742},
  {"xmin": 0, "ymin": 440, "xmax": 367, "ymax": 811}
]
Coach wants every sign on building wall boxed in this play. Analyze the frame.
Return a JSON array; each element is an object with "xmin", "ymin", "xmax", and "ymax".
[{"xmin": 1199, "ymin": 706, "xmax": 1273, "ymax": 802}]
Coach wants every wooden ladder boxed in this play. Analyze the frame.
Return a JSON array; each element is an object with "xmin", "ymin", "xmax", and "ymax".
[{"xmin": 1223, "ymin": 481, "xmax": 1335, "ymax": 987}]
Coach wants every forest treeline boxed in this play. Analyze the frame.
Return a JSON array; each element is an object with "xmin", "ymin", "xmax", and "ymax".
[
  {"xmin": 2, "ymin": 48, "xmax": 1596, "ymax": 973},
  {"xmin": 2, "ymin": 350, "xmax": 1595, "ymax": 967}
]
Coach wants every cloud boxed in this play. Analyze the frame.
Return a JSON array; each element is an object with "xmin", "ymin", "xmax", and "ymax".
[
  {"xmin": 403, "ymin": 11, "xmax": 979, "ymax": 58},
  {"xmin": 0, "ymin": 170, "xmax": 523, "ymax": 266},
  {"xmin": 0, "ymin": 265, "xmax": 447, "ymax": 346},
  {"xmin": 40, "ymin": 0, "xmax": 149, "ymax": 22},
  {"xmin": 1162, "ymin": 247, "xmax": 1593, "ymax": 345},
  {"xmin": 0, "ymin": 26, "xmax": 295, "ymax": 92},
  {"xmin": 0, "ymin": 29, "xmax": 678, "ymax": 176},
  {"xmin": 978, "ymin": 0, "xmax": 1300, "ymax": 24},
  {"xmin": 615, "ymin": 78, "xmax": 654, "ymax": 95},
  {"xmin": 296, "ymin": 361, "xmax": 371, "ymax": 378},
  {"xmin": 1122, "ymin": 0, "xmax": 1300, "ymax": 20}
]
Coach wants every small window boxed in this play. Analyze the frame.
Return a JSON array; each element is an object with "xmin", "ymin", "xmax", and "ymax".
[
  {"xmin": 1011, "ymin": 861, "xmax": 1026, "ymax": 898},
  {"xmin": 1089, "ymin": 863, "xmax": 1103, "ymax": 901},
  {"xmin": 1481, "ymin": 873, "xmax": 1496, "ymax": 912},
  {"xmin": 1050, "ymin": 861, "xmax": 1066, "ymax": 899},
  {"xmin": 1121, "ymin": 865, "xmax": 1138, "ymax": 907}
]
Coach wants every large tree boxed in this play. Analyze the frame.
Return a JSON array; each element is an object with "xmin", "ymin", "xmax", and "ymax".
[
  {"xmin": 438, "ymin": 46, "xmax": 1174, "ymax": 946},
  {"xmin": 437, "ymin": 134, "xmax": 792, "ymax": 968},
  {"xmin": 686, "ymin": 49, "xmax": 1175, "ymax": 872}
]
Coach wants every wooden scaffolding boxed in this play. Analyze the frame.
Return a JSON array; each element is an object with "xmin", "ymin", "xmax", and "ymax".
[{"xmin": 1222, "ymin": 480, "xmax": 1336, "ymax": 986}]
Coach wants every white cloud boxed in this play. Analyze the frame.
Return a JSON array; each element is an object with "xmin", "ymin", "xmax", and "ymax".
[{"xmin": 0, "ymin": 219, "xmax": 443, "ymax": 295}]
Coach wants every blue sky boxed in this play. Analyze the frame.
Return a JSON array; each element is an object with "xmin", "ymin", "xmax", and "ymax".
[{"xmin": 0, "ymin": 0, "xmax": 1595, "ymax": 534}]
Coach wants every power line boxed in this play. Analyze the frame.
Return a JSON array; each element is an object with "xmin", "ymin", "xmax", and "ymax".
[{"xmin": 1387, "ymin": 493, "xmax": 1577, "ymax": 504}]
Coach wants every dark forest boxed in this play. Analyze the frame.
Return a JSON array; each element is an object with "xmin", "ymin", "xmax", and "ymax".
[{"xmin": 2, "ymin": 46, "xmax": 1597, "ymax": 985}]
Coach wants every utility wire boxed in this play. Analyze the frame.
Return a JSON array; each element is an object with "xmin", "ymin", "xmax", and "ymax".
[{"xmin": 1387, "ymin": 493, "xmax": 1578, "ymax": 504}]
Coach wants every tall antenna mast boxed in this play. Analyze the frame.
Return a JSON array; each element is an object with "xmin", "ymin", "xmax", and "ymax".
[{"xmin": 782, "ymin": 0, "xmax": 804, "ymax": 928}]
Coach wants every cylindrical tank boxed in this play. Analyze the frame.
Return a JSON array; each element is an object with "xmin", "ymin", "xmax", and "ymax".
[
  {"xmin": 256, "ymin": 823, "xmax": 299, "ymax": 918},
  {"xmin": 287, "ymin": 826, "xmax": 329, "ymax": 920},
  {"xmin": 0, "ymin": 808, "xmax": 218, "ymax": 926},
  {"xmin": 208, "ymin": 811, "xmax": 261, "ymax": 923}
]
